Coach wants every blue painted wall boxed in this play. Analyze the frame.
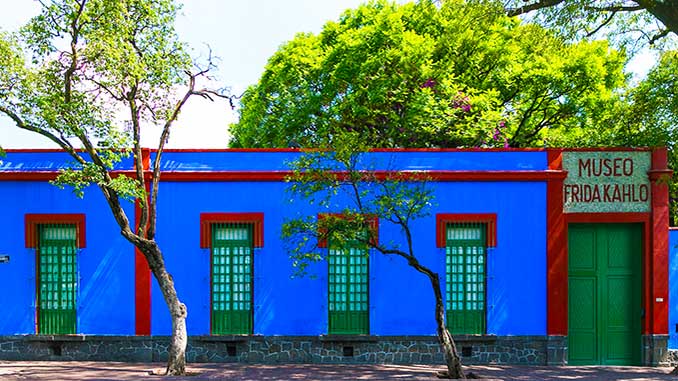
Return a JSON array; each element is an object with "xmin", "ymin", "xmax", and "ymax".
[
  {"xmin": 2, "ymin": 149, "xmax": 547, "ymax": 337},
  {"xmin": 0, "ymin": 181, "xmax": 135, "ymax": 335},
  {"xmin": 670, "ymin": 229, "xmax": 678, "ymax": 348},
  {"xmin": 155, "ymin": 150, "xmax": 547, "ymax": 172},
  {"xmin": 149, "ymin": 149, "xmax": 547, "ymax": 336}
]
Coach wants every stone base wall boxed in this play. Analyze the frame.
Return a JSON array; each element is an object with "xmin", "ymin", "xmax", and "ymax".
[
  {"xmin": 643, "ymin": 335, "xmax": 670, "ymax": 366},
  {"xmin": 0, "ymin": 335, "xmax": 559, "ymax": 365}
]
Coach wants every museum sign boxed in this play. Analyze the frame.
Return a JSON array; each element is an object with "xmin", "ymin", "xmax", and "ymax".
[{"xmin": 562, "ymin": 151, "xmax": 651, "ymax": 213}]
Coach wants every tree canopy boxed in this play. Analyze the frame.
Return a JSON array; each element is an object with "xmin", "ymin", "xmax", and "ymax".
[
  {"xmin": 505, "ymin": 0, "xmax": 678, "ymax": 48},
  {"xmin": 0, "ymin": 0, "xmax": 229, "ymax": 375},
  {"xmin": 230, "ymin": 0, "xmax": 626, "ymax": 149}
]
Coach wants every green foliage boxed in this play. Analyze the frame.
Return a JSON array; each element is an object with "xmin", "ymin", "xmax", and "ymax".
[
  {"xmin": 283, "ymin": 131, "xmax": 434, "ymax": 276},
  {"xmin": 547, "ymin": 50, "xmax": 678, "ymax": 223},
  {"xmin": 231, "ymin": 0, "xmax": 626, "ymax": 149},
  {"xmin": 0, "ymin": 0, "xmax": 191, "ymax": 198},
  {"xmin": 504, "ymin": 0, "xmax": 677, "ymax": 51}
]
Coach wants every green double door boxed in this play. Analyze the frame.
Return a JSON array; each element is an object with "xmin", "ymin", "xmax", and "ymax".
[{"xmin": 568, "ymin": 223, "xmax": 642, "ymax": 365}]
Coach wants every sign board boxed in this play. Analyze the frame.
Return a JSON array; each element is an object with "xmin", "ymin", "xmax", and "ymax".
[{"xmin": 562, "ymin": 151, "xmax": 651, "ymax": 213}]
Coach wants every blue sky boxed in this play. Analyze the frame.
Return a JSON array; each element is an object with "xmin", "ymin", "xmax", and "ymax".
[
  {"xmin": 0, "ymin": 0, "xmax": 657, "ymax": 148},
  {"xmin": 0, "ymin": 0, "xmax": 386, "ymax": 148}
]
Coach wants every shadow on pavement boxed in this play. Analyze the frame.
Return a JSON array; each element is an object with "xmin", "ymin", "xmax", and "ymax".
[{"xmin": 0, "ymin": 361, "xmax": 674, "ymax": 380}]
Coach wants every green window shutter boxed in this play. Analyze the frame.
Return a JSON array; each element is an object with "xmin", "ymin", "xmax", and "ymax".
[
  {"xmin": 211, "ymin": 223, "xmax": 253, "ymax": 335},
  {"xmin": 37, "ymin": 224, "xmax": 78, "ymax": 335},
  {"xmin": 328, "ymin": 241, "xmax": 369, "ymax": 335},
  {"xmin": 445, "ymin": 223, "xmax": 486, "ymax": 335}
]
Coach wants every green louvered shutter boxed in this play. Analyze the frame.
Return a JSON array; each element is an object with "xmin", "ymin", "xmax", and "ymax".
[
  {"xmin": 211, "ymin": 223, "xmax": 253, "ymax": 335},
  {"xmin": 328, "ymin": 241, "xmax": 369, "ymax": 335},
  {"xmin": 446, "ymin": 223, "xmax": 486, "ymax": 335},
  {"xmin": 37, "ymin": 224, "xmax": 78, "ymax": 334}
]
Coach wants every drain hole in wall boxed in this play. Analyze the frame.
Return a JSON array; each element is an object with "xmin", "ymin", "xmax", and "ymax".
[
  {"xmin": 461, "ymin": 346, "xmax": 473, "ymax": 357},
  {"xmin": 50, "ymin": 343, "xmax": 62, "ymax": 356},
  {"xmin": 227, "ymin": 344, "xmax": 237, "ymax": 357},
  {"xmin": 343, "ymin": 346, "xmax": 354, "ymax": 357}
]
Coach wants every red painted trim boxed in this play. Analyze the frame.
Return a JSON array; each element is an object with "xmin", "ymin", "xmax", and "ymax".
[
  {"xmin": 559, "ymin": 147, "xmax": 653, "ymax": 152},
  {"xmin": 200, "ymin": 213, "xmax": 265, "ymax": 248},
  {"xmin": 3, "ymin": 149, "xmax": 86, "ymax": 153},
  {"xmin": 316, "ymin": 213, "xmax": 379, "ymax": 248},
  {"xmin": 649, "ymin": 169, "xmax": 673, "ymax": 181},
  {"xmin": 134, "ymin": 150, "xmax": 152, "ymax": 336},
  {"xmin": 546, "ymin": 149, "xmax": 567, "ymax": 336},
  {"xmin": 0, "ymin": 169, "xmax": 568, "ymax": 182},
  {"xmin": 0, "ymin": 170, "xmax": 138, "ymax": 181},
  {"xmin": 435, "ymin": 213, "xmax": 497, "ymax": 248},
  {"xmin": 134, "ymin": 198, "xmax": 152, "ymax": 336},
  {"xmin": 153, "ymin": 170, "xmax": 566, "ymax": 182},
  {"xmin": 367, "ymin": 148, "xmax": 546, "ymax": 152},
  {"xmin": 565, "ymin": 212, "xmax": 650, "ymax": 224},
  {"xmin": 5, "ymin": 147, "xmax": 651, "ymax": 153},
  {"xmin": 161, "ymin": 171, "xmax": 292, "ymax": 182},
  {"xmin": 161, "ymin": 148, "xmax": 302, "ymax": 153},
  {"xmin": 25, "ymin": 214, "xmax": 86, "ymax": 248},
  {"xmin": 651, "ymin": 147, "xmax": 669, "ymax": 335}
]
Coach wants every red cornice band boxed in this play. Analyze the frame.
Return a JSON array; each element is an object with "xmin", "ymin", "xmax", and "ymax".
[
  {"xmin": 435, "ymin": 213, "xmax": 497, "ymax": 248},
  {"xmin": 25, "ymin": 213, "xmax": 86, "ymax": 248},
  {"xmin": 0, "ymin": 170, "xmax": 567, "ymax": 182},
  {"xmin": 199, "ymin": 212, "xmax": 265, "ymax": 248}
]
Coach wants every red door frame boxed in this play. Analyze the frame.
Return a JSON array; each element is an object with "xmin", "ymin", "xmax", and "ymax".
[{"xmin": 546, "ymin": 148, "xmax": 670, "ymax": 336}]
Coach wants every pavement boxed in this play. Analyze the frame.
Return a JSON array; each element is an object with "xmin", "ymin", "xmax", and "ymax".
[{"xmin": 0, "ymin": 361, "xmax": 675, "ymax": 380}]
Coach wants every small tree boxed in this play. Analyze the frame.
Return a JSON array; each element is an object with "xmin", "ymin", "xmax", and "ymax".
[
  {"xmin": 0, "ymin": 0, "xmax": 230, "ymax": 375},
  {"xmin": 283, "ymin": 133, "xmax": 466, "ymax": 379}
]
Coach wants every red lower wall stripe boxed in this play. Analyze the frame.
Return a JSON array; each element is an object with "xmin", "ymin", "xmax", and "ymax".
[{"xmin": 134, "ymin": 198, "xmax": 152, "ymax": 335}]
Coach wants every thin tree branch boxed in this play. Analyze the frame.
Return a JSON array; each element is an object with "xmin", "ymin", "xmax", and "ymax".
[
  {"xmin": 506, "ymin": 0, "xmax": 565, "ymax": 17},
  {"xmin": 147, "ymin": 73, "xmax": 198, "ymax": 240},
  {"xmin": 585, "ymin": 11, "xmax": 618, "ymax": 37},
  {"xmin": 650, "ymin": 28, "xmax": 670, "ymax": 44},
  {"xmin": 584, "ymin": 5, "xmax": 643, "ymax": 12}
]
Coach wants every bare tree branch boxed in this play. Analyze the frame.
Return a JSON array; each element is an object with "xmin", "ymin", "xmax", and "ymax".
[
  {"xmin": 585, "ymin": 11, "xmax": 618, "ymax": 37},
  {"xmin": 506, "ymin": 0, "xmax": 565, "ymax": 17},
  {"xmin": 584, "ymin": 5, "xmax": 643, "ymax": 12},
  {"xmin": 650, "ymin": 28, "xmax": 671, "ymax": 44},
  {"xmin": 0, "ymin": 105, "xmax": 85, "ymax": 164}
]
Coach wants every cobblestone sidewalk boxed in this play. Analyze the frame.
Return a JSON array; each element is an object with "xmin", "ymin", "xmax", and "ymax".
[{"xmin": 0, "ymin": 361, "xmax": 675, "ymax": 380}]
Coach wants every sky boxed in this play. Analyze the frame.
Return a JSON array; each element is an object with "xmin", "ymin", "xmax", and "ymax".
[
  {"xmin": 0, "ymin": 0, "xmax": 387, "ymax": 148},
  {"xmin": 0, "ymin": 0, "xmax": 657, "ymax": 149}
]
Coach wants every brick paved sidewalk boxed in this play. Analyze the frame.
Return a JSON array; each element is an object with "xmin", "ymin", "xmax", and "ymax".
[{"xmin": 0, "ymin": 361, "xmax": 674, "ymax": 380}]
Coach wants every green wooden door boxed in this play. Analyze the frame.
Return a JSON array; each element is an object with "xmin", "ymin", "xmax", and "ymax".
[
  {"xmin": 37, "ymin": 224, "xmax": 77, "ymax": 334},
  {"xmin": 446, "ymin": 224, "xmax": 486, "ymax": 335},
  {"xmin": 328, "ymin": 241, "xmax": 369, "ymax": 335},
  {"xmin": 568, "ymin": 223, "xmax": 642, "ymax": 365},
  {"xmin": 211, "ymin": 224, "xmax": 253, "ymax": 335}
]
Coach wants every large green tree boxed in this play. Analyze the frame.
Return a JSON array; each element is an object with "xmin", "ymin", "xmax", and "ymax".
[
  {"xmin": 0, "ymin": 0, "xmax": 228, "ymax": 375},
  {"xmin": 230, "ymin": 0, "xmax": 626, "ymax": 149}
]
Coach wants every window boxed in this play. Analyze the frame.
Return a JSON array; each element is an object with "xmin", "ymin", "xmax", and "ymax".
[
  {"xmin": 25, "ymin": 214, "xmax": 85, "ymax": 335},
  {"xmin": 328, "ymin": 239, "xmax": 369, "ymax": 335},
  {"xmin": 210, "ymin": 223, "xmax": 253, "ymax": 335},
  {"xmin": 200, "ymin": 213, "xmax": 263, "ymax": 335},
  {"xmin": 37, "ymin": 224, "xmax": 78, "ymax": 334},
  {"xmin": 445, "ymin": 223, "xmax": 486, "ymax": 335}
]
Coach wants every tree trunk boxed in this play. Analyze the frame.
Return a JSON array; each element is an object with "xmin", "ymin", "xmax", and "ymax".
[
  {"xmin": 429, "ymin": 272, "xmax": 465, "ymax": 379},
  {"xmin": 142, "ymin": 244, "xmax": 188, "ymax": 376}
]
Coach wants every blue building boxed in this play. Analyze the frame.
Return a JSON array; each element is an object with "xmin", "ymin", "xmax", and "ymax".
[{"xmin": 0, "ymin": 148, "xmax": 671, "ymax": 365}]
